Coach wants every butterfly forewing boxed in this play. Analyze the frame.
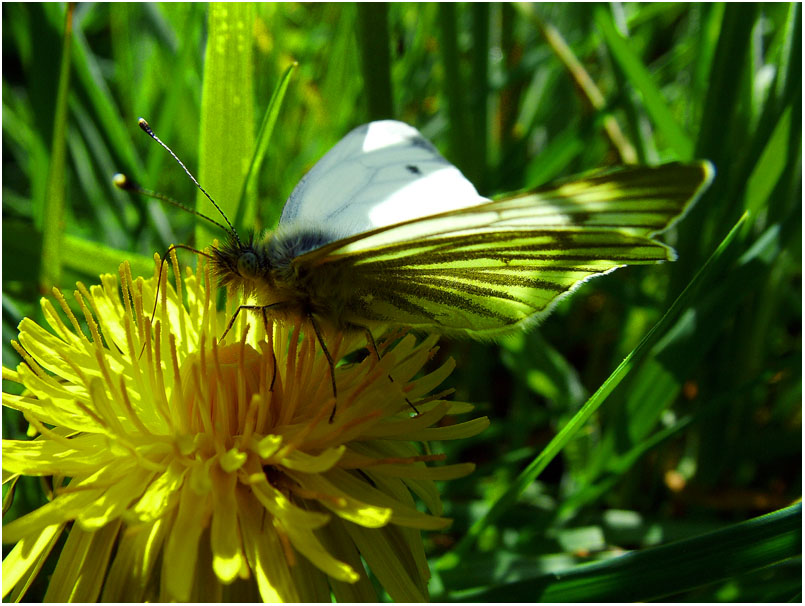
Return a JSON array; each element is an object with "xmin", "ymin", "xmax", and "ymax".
[
  {"xmin": 292, "ymin": 161, "xmax": 713, "ymax": 336},
  {"xmin": 279, "ymin": 120, "xmax": 488, "ymax": 241}
]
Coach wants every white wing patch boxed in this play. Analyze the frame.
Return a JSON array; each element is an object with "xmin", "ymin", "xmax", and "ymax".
[{"xmin": 279, "ymin": 121, "xmax": 488, "ymax": 241}]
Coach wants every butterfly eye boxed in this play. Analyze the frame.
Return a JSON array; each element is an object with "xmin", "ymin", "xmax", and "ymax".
[{"xmin": 237, "ymin": 252, "xmax": 258, "ymax": 278}]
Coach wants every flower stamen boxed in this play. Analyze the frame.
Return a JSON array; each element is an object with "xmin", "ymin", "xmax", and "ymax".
[{"xmin": 50, "ymin": 287, "xmax": 86, "ymax": 344}]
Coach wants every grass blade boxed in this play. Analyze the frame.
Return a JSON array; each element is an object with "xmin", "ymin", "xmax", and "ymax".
[
  {"xmin": 196, "ymin": 2, "xmax": 255, "ymax": 248},
  {"xmin": 62, "ymin": 235, "xmax": 153, "ymax": 280},
  {"xmin": 469, "ymin": 3, "xmax": 489, "ymax": 190},
  {"xmin": 594, "ymin": 6, "xmax": 694, "ymax": 159},
  {"xmin": 437, "ymin": 3, "xmax": 471, "ymax": 175},
  {"xmin": 518, "ymin": 5, "xmax": 638, "ymax": 164},
  {"xmin": 39, "ymin": 4, "xmax": 74, "ymax": 291},
  {"xmin": 454, "ymin": 502, "xmax": 801, "ymax": 602},
  {"xmin": 695, "ymin": 4, "xmax": 759, "ymax": 162},
  {"xmin": 356, "ymin": 4, "xmax": 394, "ymax": 120},
  {"xmin": 234, "ymin": 61, "xmax": 297, "ymax": 232}
]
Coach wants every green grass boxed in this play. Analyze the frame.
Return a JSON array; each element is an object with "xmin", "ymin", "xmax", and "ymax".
[{"xmin": 3, "ymin": 3, "xmax": 801, "ymax": 602}]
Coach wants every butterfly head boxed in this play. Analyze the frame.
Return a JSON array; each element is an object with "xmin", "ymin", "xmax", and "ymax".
[
  {"xmin": 211, "ymin": 231, "xmax": 269, "ymax": 289},
  {"xmin": 237, "ymin": 249, "xmax": 259, "ymax": 279}
]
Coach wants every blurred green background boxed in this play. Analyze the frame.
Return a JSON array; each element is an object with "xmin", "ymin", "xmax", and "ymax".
[{"xmin": 3, "ymin": 3, "xmax": 801, "ymax": 602}]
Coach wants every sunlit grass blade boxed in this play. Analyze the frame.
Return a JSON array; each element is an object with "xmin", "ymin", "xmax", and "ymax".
[
  {"xmin": 234, "ymin": 61, "xmax": 298, "ymax": 232},
  {"xmin": 732, "ymin": 4, "xmax": 800, "ymax": 224},
  {"xmin": 439, "ymin": 211, "xmax": 748, "ymax": 564},
  {"xmin": 744, "ymin": 107, "xmax": 794, "ymax": 218},
  {"xmin": 196, "ymin": 2, "xmax": 255, "ymax": 248},
  {"xmin": 62, "ymin": 235, "xmax": 153, "ymax": 279},
  {"xmin": 137, "ymin": 6, "xmax": 206, "ymax": 183},
  {"xmin": 70, "ymin": 4, "xmax": 185, "ymax": 249}
]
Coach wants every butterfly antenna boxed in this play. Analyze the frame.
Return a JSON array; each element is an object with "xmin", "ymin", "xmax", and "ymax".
[
  {"xmin": 136, "ymin": 118, "xmax": 242, "ymax": 245},
  {"xmin": 113, "ymin": 173, "xmax": 232, "ymax": 235}
]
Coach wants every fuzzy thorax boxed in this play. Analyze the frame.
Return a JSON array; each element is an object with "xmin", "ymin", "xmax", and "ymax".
[{"xmin": 209, "ymin": 226, "xmax": 362, "ymax": 331}]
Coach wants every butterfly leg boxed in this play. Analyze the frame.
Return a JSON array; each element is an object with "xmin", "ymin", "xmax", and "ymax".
[
  {"xmin": 307, "ymin": 313, "xmax": 338, "ymax": 422},
  {"xmin": 221, "ymin": 301, "xmax": 283, "ymax": 341},
  {"xmin": 220, "ymin": 304, "xmax": 249, "ymax": 341},
  {"xmin": 349, "ymin": 323, "xmax": 419, "ymax": 416},
  {"xmin": 361, "ymin": 326, "xmax": 381, "ymax": 361},
  {"xmin": 139, "ymin": 247, "xmax": 176, "ymax": 359},
  {"xmin": 219, "ymin": 303, "xmax": 280, "ymax": 392},
  {"xmin": 260, "ymin": 307, "xmax": 278, "ymax": 391},
  {"xmin": 140, "ymin": 245, "xmax": 214, "ymax": 359}
]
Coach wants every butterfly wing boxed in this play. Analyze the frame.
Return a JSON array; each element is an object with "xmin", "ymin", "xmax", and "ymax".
[
  {"xmin": 292, "ymin": 162, "xmax": 714, "ymax": 337},
  {"xmin": 278, "ymin": 121, "xmax": 488, "ymax": 242}
]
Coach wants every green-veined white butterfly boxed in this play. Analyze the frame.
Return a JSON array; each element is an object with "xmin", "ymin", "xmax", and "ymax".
[{"xmin": 125, "ymin": 119, "xmax": 713, "ymax": 397}]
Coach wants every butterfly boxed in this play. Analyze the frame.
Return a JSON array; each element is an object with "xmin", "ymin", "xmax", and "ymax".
[{"xmin": 126, "ymin": 119, "xmax": 713, "ymax": 398}]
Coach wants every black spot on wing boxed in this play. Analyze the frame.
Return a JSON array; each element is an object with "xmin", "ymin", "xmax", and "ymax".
[{"xmin": 406, "ymin": 164, "xmax": 421, "ymax": 175}]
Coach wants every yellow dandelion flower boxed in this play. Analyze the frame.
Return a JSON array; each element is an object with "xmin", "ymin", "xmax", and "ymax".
[{"xmin": 2, "ymin": 254, "xmax": 488, "ymax": 602}]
